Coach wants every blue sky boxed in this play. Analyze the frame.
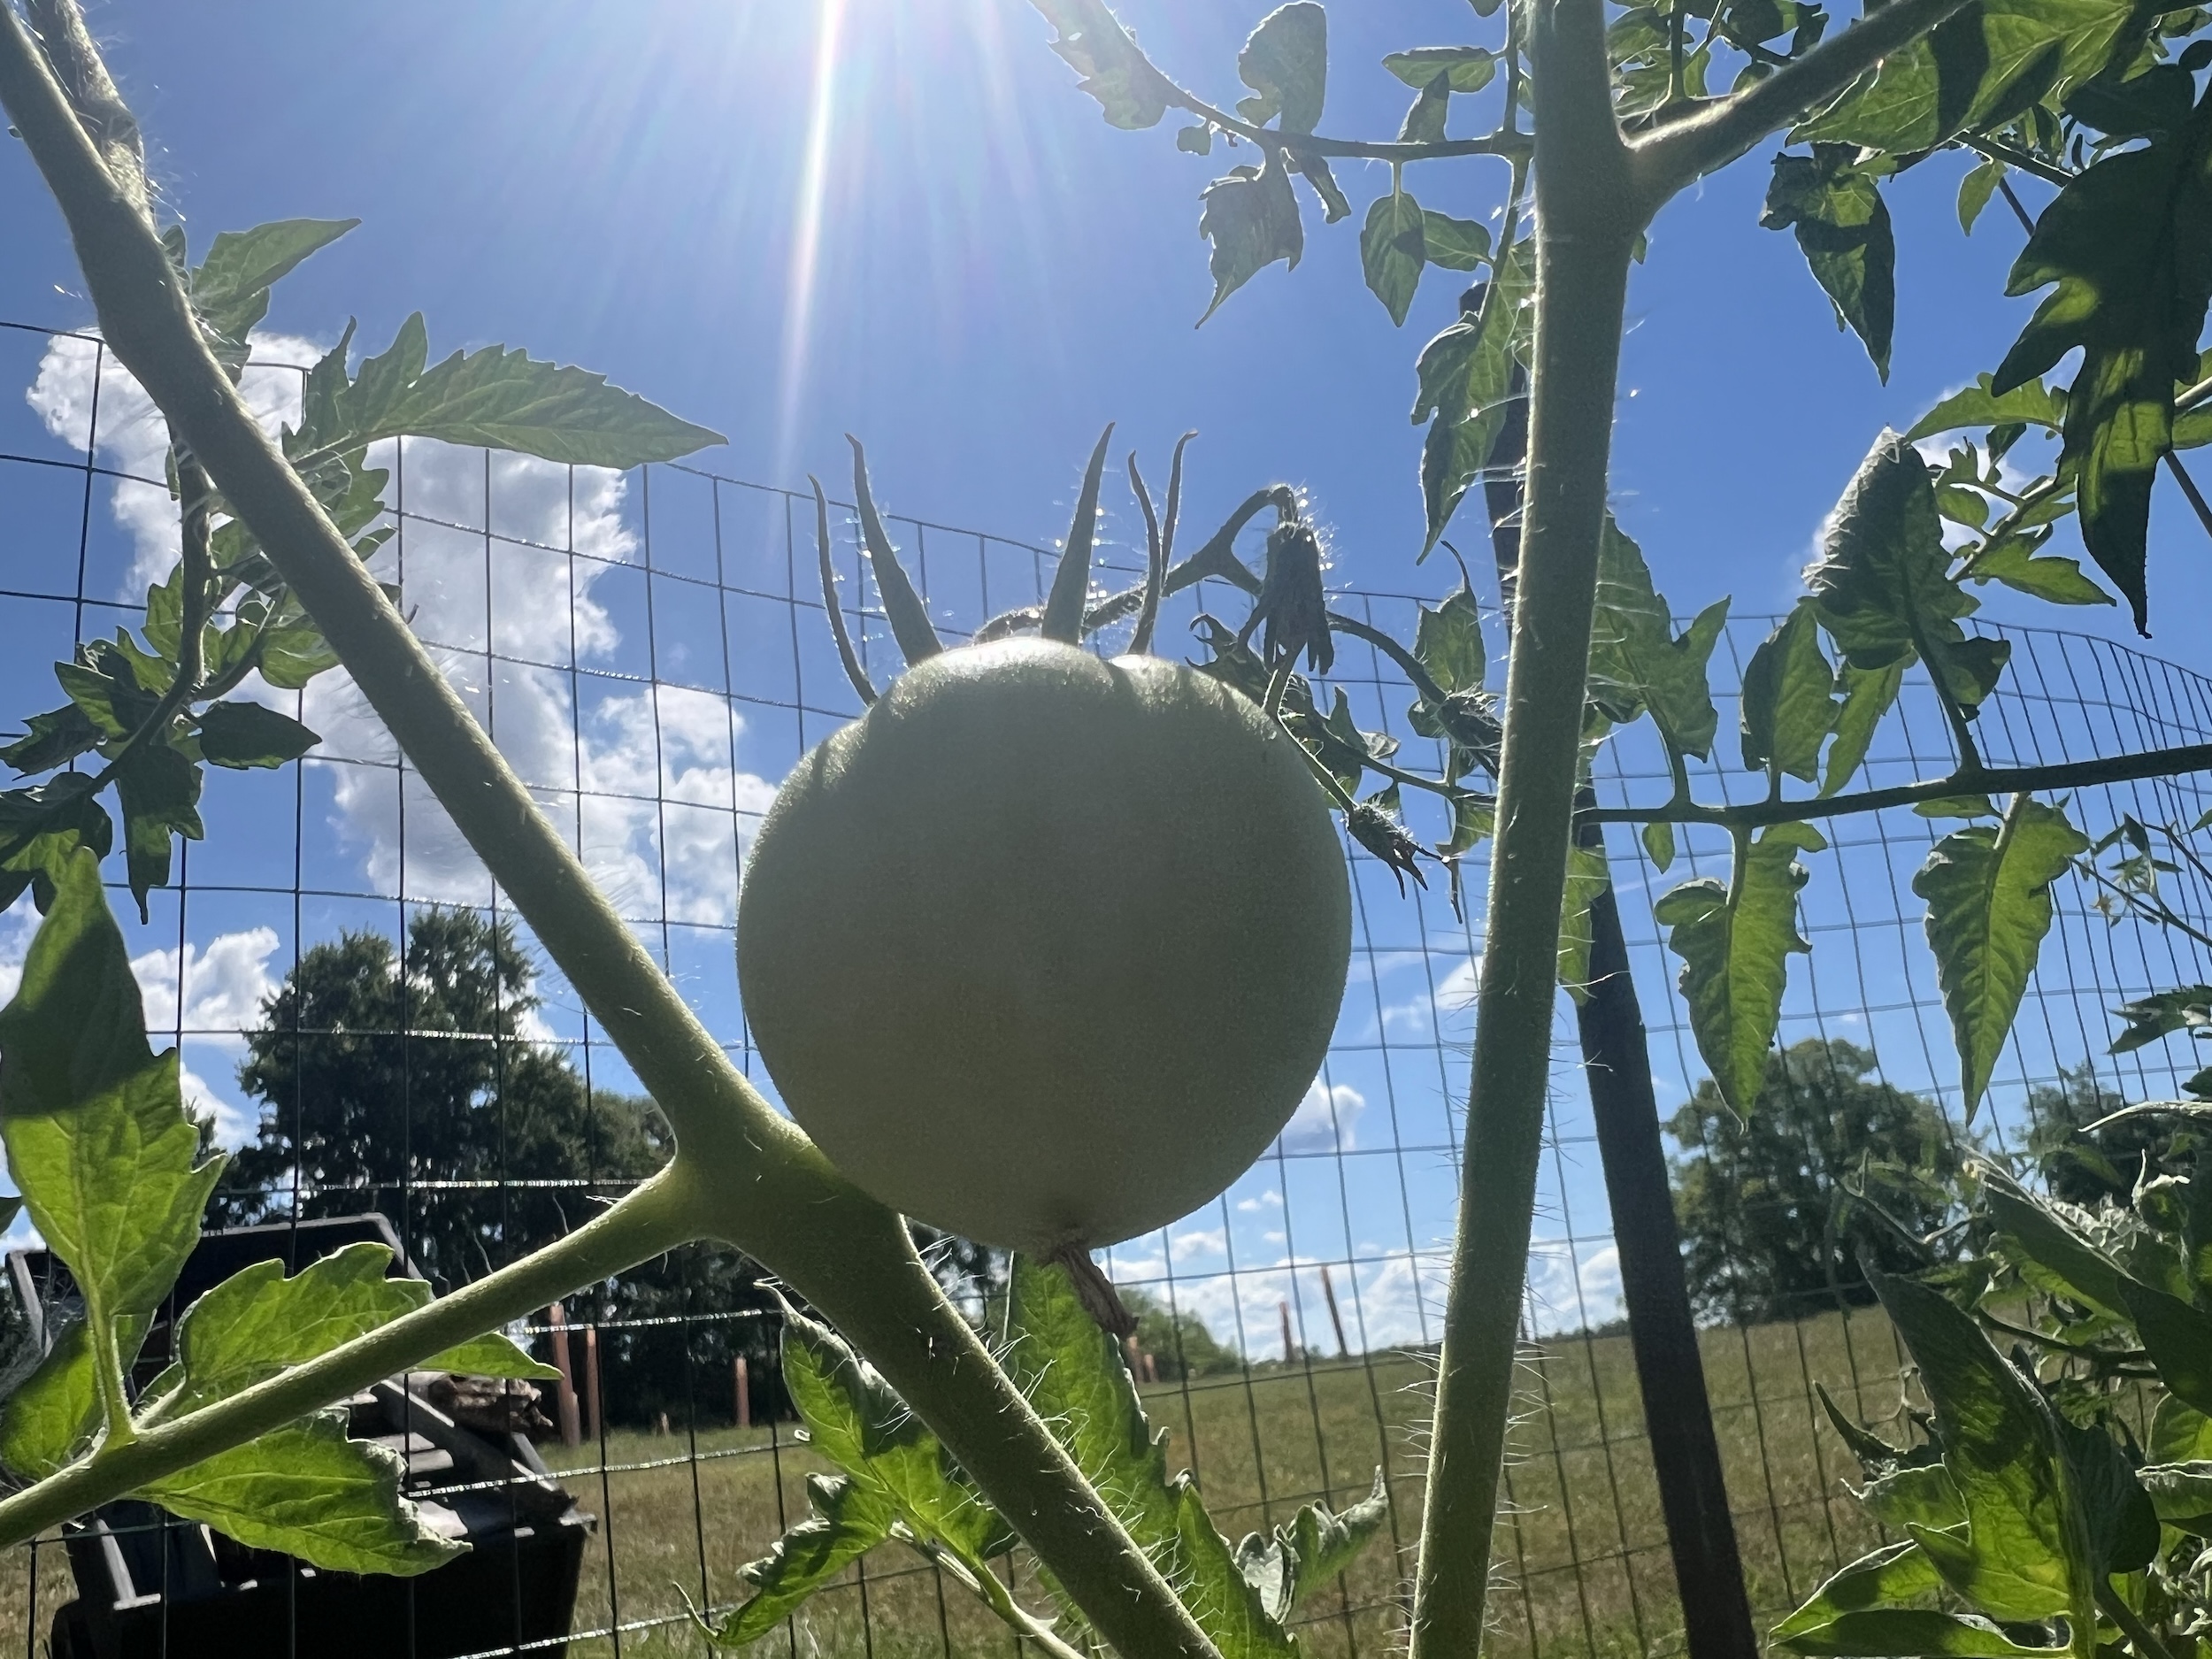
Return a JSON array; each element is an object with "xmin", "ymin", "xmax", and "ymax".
[{"xmin": 1, "ymin": 2, "xmax": 2210, "ymax": 1351}]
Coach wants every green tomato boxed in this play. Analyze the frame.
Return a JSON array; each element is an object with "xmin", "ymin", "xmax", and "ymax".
[{"xmin": 737, "ymin": 637, "xmax": 1352, "ymax": 1252}]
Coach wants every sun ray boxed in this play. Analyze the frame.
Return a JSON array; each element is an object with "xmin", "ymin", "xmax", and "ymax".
[{"xmin": 772, "ymin": 0, "xmax": 849, "ymax": 488}]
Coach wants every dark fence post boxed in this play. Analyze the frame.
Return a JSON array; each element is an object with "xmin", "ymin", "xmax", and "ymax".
[{"xmin": 1475, "ymin": 312, "xmax": 1758, "ymax": 1659}]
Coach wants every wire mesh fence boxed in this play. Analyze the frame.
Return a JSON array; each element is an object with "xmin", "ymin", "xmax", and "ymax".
[{"xmin": 2, "ymin": 319, "xmax": 2211, "ymax": 1659}]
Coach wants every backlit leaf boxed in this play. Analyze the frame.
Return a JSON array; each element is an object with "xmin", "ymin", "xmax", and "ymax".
[
  {"xmin": 2139, "ymin": 1462, "xmax": 2212, "ymax": 1530},
  {"xmin": 1557, "ymin": 841, "xmax": 1613, "ymax": 1002},
  {"xmin": 111, "ymin": 741, "xmax": 204, "ymax": 920},
  {"xmin": 1199, "ymin": 154, "xmax": 1304, "ymax": 323},
  {"xmin": 1384, "ymin": 46, "xmax": 1497, "ymax": 92},
  {"xmin": 1643, "ymin": 819, "xmax": 1676, "ymax": 873},
  {"xmin": 0, "ymin": 1322, "xmax": 97, "ymax": 1480},
  {"xmin": 1, "ymin": 703, "xmax": 102, "ymax": 777},
  {"xmin": 1361, "ymin": 189, "xmax": 1426, "ymax": 326},
  {"xmin": 1031, "ymin": 0, "xmax": 1171, "ymax": 128},
  {"xmin": 2118, "ymin": 1276, "xmax": 2212, "ymax": 1420},
  {"xmin": 1978, "ymin": 1169, "xmax": 2128, "ymax": 1317},
  {"xmin": 1421, "ymin": 210, "xmax": 1491, "ymax": 271},
  {"xmin": 1963, "ymin": 534, "xmax": 2112, "ymax": 606},
  {"xmin": 1776, "ymin": 1609, "xmax": 2065, "ymax": 1657},
  {"xmin": 143, "ymin": 1411, "xmax": 462, "ymax": 1577},
  {"xmin": 710, "ymin": 1474, "xmax": 898, "ymax": 1647},
  {"xmin": 1237, "ymin": 4, "xmax": 1327, "ymax": 133},
  {"xmin": 1771, "ymin": 1541, "xmax": 1943, "ymax": 1645},
  {"xmin": 1763, "ymin": 146, "xmax": 1896, "ymax": 380},
  {"xmin": 188, "ymin": 219, "xmax": 358, "ymax": 369},
  {"xmin": 1959, "ymin": 157, "xmax": 2006, "ymax": 233},
  {"xmin": 196, "ymin": 700, "xmax": 319, "ymax": 770},
  {"xmin": 1399, "ymin": 71, "xmax": 1452, "ymax": 143},
  {"xmin": 1586, "ymin": 517, "xmax": 1730, "ymax": 762},
  {"xmin": 1822, "ymin": 660, "xmax": 1904, "ymax": 797},
  {"xmin": 1654, "ymin": 822, "xmax": 1826, "ymax": 1113},
  {"xmin": 1908, "ymin": 373, "xmax": 2064, "ymax": 441},
  {"xmin": 1914, "ymin": 798, "xmax": 2089, "ymax": 1115},
  {"xmin": 1236, "ymin": 1469, "xmax": 1391, "ymax": 1621},
  {"xmin": 1415, "ymin": 240, "xmax": 1533, "ymax": 549},
  {"xmin": 1414, "ymin": 580, "xmax": 1486, "ymax": 695},
  {"xmin": 2110, "ymin": 985, "xmax": 2212, "ymax": 1052},
  {"xmin": 0, "ymin": 776, "xmax": 113, "ymax": 915},
  {"xmin": 1991, "ymin": 97, "xmax": 2212, "ymax": 630},
  {"xmin": 1741, "ymin": 603, "xmax": 1839, "ymax": 783}
]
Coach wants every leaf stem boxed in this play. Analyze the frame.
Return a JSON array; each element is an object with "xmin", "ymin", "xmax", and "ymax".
[
  {"xmin": 1958, "ymin": 133, "xmax": 2072, "ymax": 189},
  {"xmin": 2099, "ymin": 1581, "xmax": 2185, "ymax": 1659},
  {"xmin": 2162, "ymin": 449, "xmax": 2212, "ymax": 546}
]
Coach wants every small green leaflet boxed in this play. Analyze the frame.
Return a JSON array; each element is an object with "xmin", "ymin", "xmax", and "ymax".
[
  {"xmin": 1803, "ymin": 431, "xmax": 2009, "ymax": 723},
  {"xmin": 187, "ymin": 219, "xmax": 359, "ymax": 372},
  {"xmin": 0, "ymin": 775, "xmax": 113, "ymax": 915},
  {"xmin": 302, "ymin": 311, "xmax": 724, "ymax": 469},
  {"xmin": 1236, "ymin": 4, "xmax": 1326, "ymax": 133},
  {"xmin": 1962, "ymin": 534, "xmax": 2112, "ymax": 608},
  {"xmin": 195, "ymin": 700, "xmax": 320, "ymax": 770},
  {"xmin": 2117, "ymin": 1276, "xmax": 2212, "ymax": 1421},
  {"xmin": 1654, "ymin": 823, "xmax": 1826, "ymax": 1113},
  {"xmin": 1414, "ymin": 579, "xmax": 1485, "ymax": 694},
  {"xmin": 113, "ymin": 741, "xmax": 204, "ymax": 919},
  {"xmin": 1556, "ymin": 842, "xmax": 1613, "ymax": 1002},
  {"xmin": 1913, "ymin": 797, "xmax": 2089, "ymax": 1117},
  {"xmin": 165, "ymin": 1241, "xmax": 554, "ymax": 1417},
  {"xmin": 1199, "ymin": 152, "xmax": 1304, "ymax": 324},
  {"xmin": 1822, "ymin": 660, "xmax": 1905, "ymax": 797},
  {"xmin": 708, "ymin": 1474, "xmax": 897, "ymax": 1647},
  {"xmin": 1741, "ymin": 603, "xmax": 1838, "ymax": 784},
  {"xmin": 1399, "ymin": 71, "xmax": 1452, "ymax": 144},
  {"xmin": 1383, "ymin": 46, "xmax": 1496, "ymax": 92},
  {"xmin": 1031, "ymin": 0, "xmax": 1172, "ymax": 128},
  {"xmin": 1991, "ymin": 94, "xmax": 2212, "ymax": 632},
  {"xmin": 2109, "ymin": 984, "xmax": 2212, "ymax": 1052},
  {"xmin": 1977, "ymin": 1169, "xmax": 2128, "ymax": 1318},
  {"xmin": 1776, "ymin": 1609, "xmax": 2067, "ymax": 1657},
  {"xmin": 1233, "ymin": 1469, "xmax": 1392, "ymax": 1623},
  {"xmin": 1643, "ymin": 819, "xmax": 1676, "ymax": 873},
  {"xmin": 143, "ymin": 1411, "xmax": 462, "ymax": 1578},
  {"xmin": 1771, "ymin": 1541, "xmax": 1944, "ymax": 1647},
  {"xmin": 1362, "ymin": 188, "xmax": 1426, "ymax": 326},
  {"xmin": 1795, "ymin": 0, "xmax": 2140, "ymax": 155},
  {"xmin": 1422, "ymin": 210, "xmax": 1491, "ymax": 270},
  {"xmin": 0, "ymin": 1322, "xmax": 99, "ymax": 1480},
  {"xmin": 1906, "ymin": 374, "xmax": 2064, "ymax": 442},
  {"xmin": 1959, "ymin": 157, "xmax": 2006, "ymax": 234},
  {"xmin": 1002, "ymin": 1256, "xmax": 1294, "ymax": 1658},
  {"xmin": 1586, "ymin": 517, "xmax": 1730, "ymax": 762},
  {"xmin": 1865, "ymin": 1270, "xmax": 2081, "ymax": 1629},
  {"xmin": 0, "ymin": 850, "xmax": 224, "ymax": 1431},
  {"xmin": 1763, "ymin": 146, "xmax": 1896, "ymax": 381},
  {"xmin": 1415, "ymin": 239, "xmax": 1533, "ymax": 549}
]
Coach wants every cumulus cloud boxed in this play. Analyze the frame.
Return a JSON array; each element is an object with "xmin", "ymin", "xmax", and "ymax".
[
  {"xmin": 129, "ymin": 928, "xmax": 280, "ymax": 1046},
  {"xmin": 27, "ymin": 330, "xmax": 778, "ymax": 930},
  {"xmin": 1379, "ymin": 953, "xmax": 1480, "ymax": 1038},
  {"xmin": 1277, "ymin": 1079, "xmax": 1366, "ymax": 1154}
]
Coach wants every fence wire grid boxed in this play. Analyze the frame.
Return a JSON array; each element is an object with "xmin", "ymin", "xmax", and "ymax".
[{"xmin": 1, "ymin": 320, "xmax": 2209, "ymax": 1659}]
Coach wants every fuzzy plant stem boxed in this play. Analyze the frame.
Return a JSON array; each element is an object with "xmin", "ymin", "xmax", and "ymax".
[
  {"xmin": 1408, "ymin": 1, "xmax": 1645, "ymax": 1652},
  {"xmin": 0, "ymin": 15, "xmax": 1224, "ymax": 1658}
]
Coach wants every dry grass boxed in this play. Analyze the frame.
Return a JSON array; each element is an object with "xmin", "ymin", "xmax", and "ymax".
[{"xmin": 0, "ymin": 1305, "xmax": 1915, "ymax": 1658}]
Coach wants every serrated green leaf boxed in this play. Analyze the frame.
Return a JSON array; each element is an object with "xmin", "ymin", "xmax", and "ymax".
[
  {"xmin": 1805, "ymin": 431, "xmax": 2011, "ymax": 722},
  {"xmin": 1361, "ymin": 189, "xmax": 1426, "ymax": 326},
  {"xmin": 1, "ymin": 703, "xmax": 103, "ymax": 777},
  {"xmin": 710, "ymin": 1473, "xmax": 898, "ymax": 1647},
  {"xmin": 1415, "ymin": 582, "xmax": 1486, "ymax": 694},
  {"xmin": 1991, "ymin": 101, "xmax": 2212, "ymax": 631},
  {"xmin": 1587, "ymin": 518, "xmax": 1730, "ymax": 761},
  {"xmin": 111, "ymin": 741, "xmax": 204, "ymax": 920},
  {"xmin": 1907, "ymin": 373, "xmax": 2065, "ymax": 440},
  {"xmin": 1032, "ymin": 0, "xmax": 1171, "ymax": 128},
  {"xmin": 1978, "ymin": 1170, "xmax": 2128, "ymax": 1317},
  {"xmin": 1914, "ymin": 798, "xmax": 2089, "ymax": 1116},
  {"xmin": 1771, "ymin": 1541, "xmax": 1944, "ymax": 1645},
  {"xmin": 167, "ymin": 1242, "xmax": 553, "ymax": 1419},
  {"xmin": 1421, "ymin": 210, "xmax": 1491, "ymax": 270},
  {"xmin": 0, "ymin": 853, "xmax": 224, "ymax": 1429},
  {"xmin": 1557, "ymin": 842, "xmax": 1612, "ymax": 1002},
  {"xmin": 0, "ymin": 1321, "xmax": 98, "ymax": 1480},
  {"xmin": 1643, "ymin": 818, "xmax": 1676, "ymax": 873},
  {"xmin": 1289, "ymin": 148, "xmax": 1351, "ymax": 221},
  {"xmin": 1654, "ymin": 823, "xmax": 1826, "ymax": 1113},
  {"xmin": 1199, "ymin": 154, "xmax": 1303, "ymax": 323},
  {"xmin": 2140, "ymin": 1461, "xmax": 2212, "ymax": 1530},
  {"xmin": 1960, "ymin": 157, "xmax": 2006, "ymax": 233},
  {"xmin": 1384, "ymin": 46, "xmax": 1496, "ymax": 92},
  {"xmin": 1237, "ymin": 4, "xmax": 1327, "ymax": 133},
  {"xmin": 196, "ymin": 700, "xmax": 320, "ymax": 770},
  {"xmin": 1003, "ymin": 1256, "xmax": 1293, "ymax": 1658},
  {"xmin": 143, "ymin": 1410, "xmax": 463, "ymax": 1577},
  {"xmin": 0, "ymin": 776, "xmax": 114, "ymax": 915},
  {"xmin": 1763, "ymin": 146, "xmax": 1896, "ymax": 380},
  {"xmin": 1776, "ymin": 1609, "xmax": 2066, "ymax": 1657},
  {"xmin": 1416, "ymin": 239, "xmax": 1533, "ymax": 549},
  {"xmin": 1867, "ymin": 1270, "xmax": 2078, "ymax": 1626},
  {"xmin": 313, "ymin": 311, "xmax": 722, "ymax": 469},
  {"xmin": 1796, "ymin": 0, "xmax": 2141, "ymax": 155},
  {"xmin": 1279, "ymin": 1468, "xmax": 1390, "ymax": 1611},
  {"xmin": 1963, "ymin": 535, "xmax": 2114, "ymax": 606},
  {"xmin": 188, "ymin": 219, "xmax": 358, "ymax": 367},
  {"xmin": 57, "ymin": 649, "xmax": 159, "ymax": 741},
  {"xmin": 1822, "ymin": 659, "xmax": 1904, "ymax": 797},
  {"xmin": 1742, "ymin": 603, "xmax": 1839, "ymax": 782},
  {"xmin": 1859, "ymin": 1463, "xmax": 1969, "ymax": 1531}
]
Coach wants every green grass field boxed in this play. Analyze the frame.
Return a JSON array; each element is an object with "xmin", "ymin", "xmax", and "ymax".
[{"xmin": 0, "ymin": 1305, "xmax": 1914, "ymax": 1658}]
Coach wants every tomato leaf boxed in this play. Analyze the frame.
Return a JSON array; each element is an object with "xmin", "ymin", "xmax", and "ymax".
[
  {"xmin": 2139, "ymin": 1462, "xmax": 2212, "ymax": 1531},
  {"xmin": 1805, "ymin": 431, "xmax": 2010, "ymax": 723},
  {"xmin": 2118, "ymin": 1276, "xmax": 2212, "ymax": 1421},
  {"xmin": 1236, "ymin": 4, "xmax": 1327, "ymax": 133},
  {"xmin": 187, "ymin": 219, "xmax": 359, "ymax": 372},
  {"xmin": 1978, "ymin": 1168, "xmax": 2129, "ymax": 1318},
  {"xmin": 1416, "ymin": 239, "xmax": 1533, "ymax": 550},
  {"xmin": 1775, "ymin": 1608, "xmax": 2068, "ymax": 1657},
  {"xmin": 111, "ymin": 740, "xmax": 204, "ymax": 921},
  {"xmin": 1962, "ymin": 534, "xmax": 2113, "ymax": 607},
  {"xmin": 1654, "ymin": 822, "xmax": 1826, "ymax": 1113},
  {"xmin": 1234, "ymin": 1468, "xmax": 1391, "ymax": 1621},
  {"xmin": 1909, "ymin": 374, "xmax": 2065, "ymax": 441},
  {"xmin": 1821, "ymin": 660, "xmax": 1905, "ymax": 798},
  {"xmin": 0, "ymin": 1322, "xmax": 98, "ymax": 1480},
  {"xmin": 1032, "ymin": 0, "xmax": 1172, "ymax": 128},
  {"xmin": 1741, "ymin": 603, "xmax": 1839, "ymax": 783},
  {"xmin": 1586, "ymin": 517, "xmax": 1731, "ymax": 762},
  {"xmin": 142, "ymin": 1411, "xmax": 464, "ymax": 1577},
  {"xmin": 1199, "ymin": 152, "xmax": 1304, "ymax": 324},
  {"xmin": 1913, "ymin": 797, "xmax": 2089, "ymax": 1117},
  {"xmin": 1383, "ymin": 46, "xmax": 1496, "ymax": 93},
  {"xmin": 1991, "ymin": 96, "xmax": 2212, "ymax": 631},
  {"xmin": 1556, "ymin": 841, "xmax": 1613, "ymax": 1002},
  {"xmin": 2110, "ymin": 984, "xmax": 2212, "ymax": 1052},
  {"xmin": 708, "ymin": 1473, "xmax": 899, "ymax": 1647},
  {"xmin": 0, "ymin": 851, "xmax": 224, "ymax": 1427},
  {"xmin": 196, "ymin": 700, "xmax": 320, "ymax": 771},
  {"xmin": 0, "ymin": 776, "xmax": 114, "ymax": 915},
  {"xmin": 1398, "ymin": 70, "xmax": 1452, "ymax": 144},
  {"xmin": 1361, "ymin": 188, "xmax": 1426, "ymax": 326},
  {"xmin": 1643, "ymin": 819, "xmax": 1676, "ymax": 873},
  {"xmin": 1, "ymin": 703, "xmax": 104, "ymax": 777},
  {"xmin": 1959, "ymin": 157, "xmax": 2006, "ymax": 234},
  {"xmin": 1867, "ymin": 1269, "xmax": 2079, "ymax": 1626},
  {"xmin": 1795, "ymin": 0, "xmax": 2141, "ymax": 155},
  {"xmin": 1413, "ymin": 580, "xmax": 1486, "ymax": 695},
  {"xmin": 1421, "ymin": 209, "xmax": 1491, "ymax": 271},
  {"xmin": 1002, "ymin": 1256, "xmax": 1294, "ymax": 1658},
  {"xmin": 1763, "ymin": 146, "xmax": 1896, "ymax": 381},
  {"xmin": 1771, "ymin": 1541, "xmax": 1945, "ymax": 1647}
]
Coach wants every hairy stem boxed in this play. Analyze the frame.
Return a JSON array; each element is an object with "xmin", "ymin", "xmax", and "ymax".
[
  {"xmin": 1410, "ymin": 1, "xmax": 1645, "ymax": 1651},
  {"xmin": 0, "ymin": 14, "xmax": 1221, "ymax": 1655}
]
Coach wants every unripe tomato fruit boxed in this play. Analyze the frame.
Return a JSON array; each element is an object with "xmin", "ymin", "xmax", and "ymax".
[{"xmin": 737, "ymin": 637, "xmax": 1352, "ymax": 1252}]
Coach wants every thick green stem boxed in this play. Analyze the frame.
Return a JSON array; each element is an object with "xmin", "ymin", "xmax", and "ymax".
[
  {"xmin": 1409, "ymin": 1, "xmax": 1644, "ymax": 1652},
  {"xmin": 0, "ymin": 16, "xmax": 1221, "ymax": 1656},
  {"xmin": 0, "ymin": 1169, "xmax": 696, "ymax": 1551}
]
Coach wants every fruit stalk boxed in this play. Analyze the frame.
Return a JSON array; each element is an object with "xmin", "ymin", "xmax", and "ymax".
[
  {"xmin": 0, "ymin": 14, "xmax": 1224, "ymax": 1656},
  {"xmin": 1409, "ymin": 0, "xmax": 1645, "ymax": 1650}
]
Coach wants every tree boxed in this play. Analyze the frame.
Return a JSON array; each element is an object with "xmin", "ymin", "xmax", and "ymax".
[
  {"xmin": 1669, "ymin": 1039, "xmax": 1963, "ymax": 1324},
  {"xmin": 1123, "ymin": 1289, "xmax": 1242, "ymax": 1380}
]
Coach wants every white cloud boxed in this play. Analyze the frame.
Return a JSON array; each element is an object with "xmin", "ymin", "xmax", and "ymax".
[
  {"xmin": 1380, "ymin": 954, "xmax": 1480, "ymax": 1038},
  {"xmin": 1236, "ymin": 1189, "xmax": 1283, "ymax": 1213},
  {"xmin": 28, "ymin": 332, "xmax": 779, "ymax": 929},
  {"xmin": 1277, "ymin": 1080, "xmax": 1366, "ymax": 1155},
  {"xmin": 1525, "ymin": 1240, "xmax": 1625, "ymax": 1335},
  {"xmin": 178, "ymin": 1058, "xmax": 256, "ymax": 1149},
  {"xmin": 129, "ymin": 928, "xmax": 280, "ymax": 1047}
]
